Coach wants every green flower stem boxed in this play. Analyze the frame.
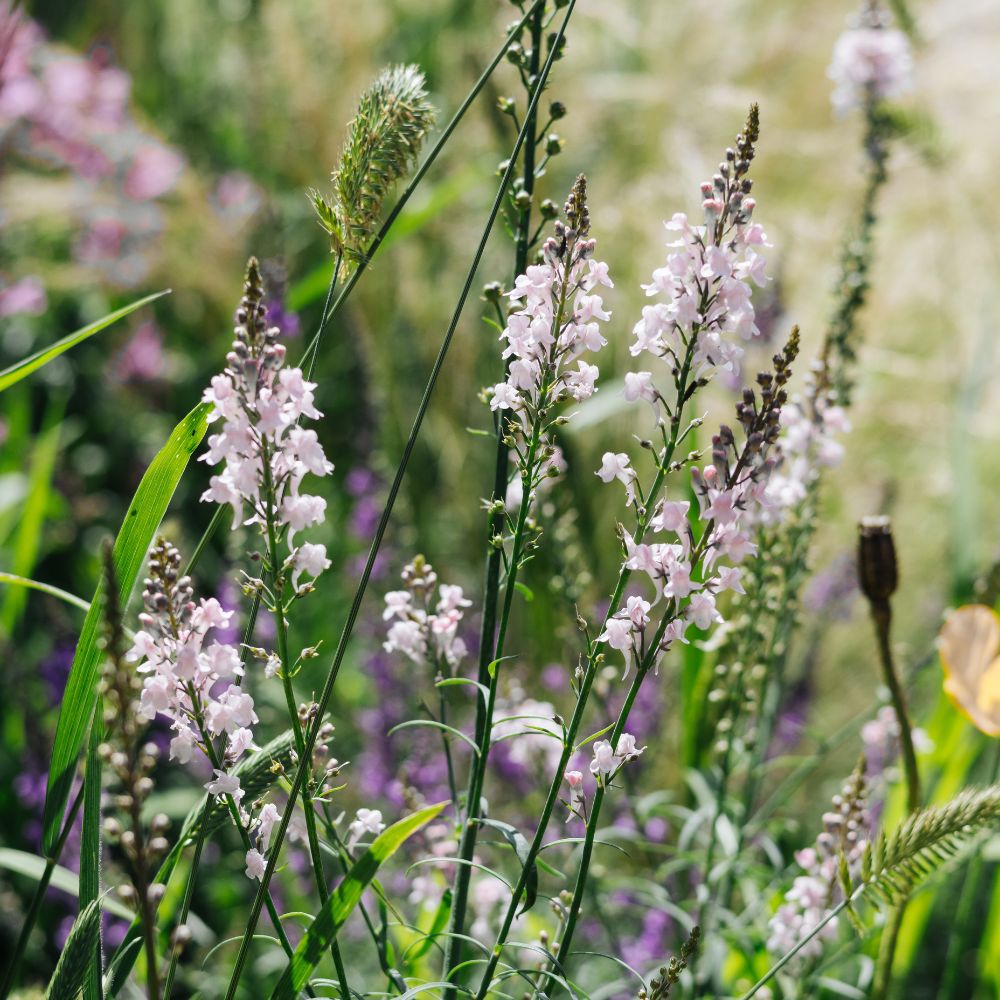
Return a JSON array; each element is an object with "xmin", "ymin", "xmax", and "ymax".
[
  {"xmin": 474, "ymin": 337, "xmax": 702, "ymax": 999},
  {"xmin": 0, "ymin": 781, "xmax": 85, "ymax": 998},
  {"xmin": 259, "ymin": 434, "xmax": 352, "ymax": 1000},
  {"xmin": 554, "ymin": 666, "xmax": 647, "ymax": 971},
  {"xmin": 222, "ymin": 9, "xmax": 574, "ymax": 995},
  {"xmin": 444, "ymin": 256, "xmax": 569, "ymax": 996}
]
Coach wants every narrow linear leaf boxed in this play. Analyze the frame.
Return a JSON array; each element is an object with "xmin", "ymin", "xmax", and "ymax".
[
  {"xmin": 1, "ymin": 400, "xmax": 62, "ymax": 633},
  {"xmin": 478, "ymin": 819, "xmax": 538, "ymax": 916},
  {"xmin": 45, "ymin": 900, "xmax": 102, "ymax": 1000},
  {"xmin": 42, "ymin": 402, "xmax": 212, "ymax": 855},
  {"xmin": 406, "ymin": 889, "xmax": 452, "ymax": 963},
  {"xmin": 269, "ymin": 803, "xmax": 446, "ymax": 1000},
  {"xmin": 0, "ymin": 572, "xmax": 91, "ymax": 613},
  {"xmin": 81, "ymin": 719, "xmax": 104, "ymax": 1000},
  {"xmin": 0, "ymin": 850, "xmax": 131, "ymax": 922},
  {"xmin": 0, "ymin": 291, "xmax": 169, "ymax": 393}
]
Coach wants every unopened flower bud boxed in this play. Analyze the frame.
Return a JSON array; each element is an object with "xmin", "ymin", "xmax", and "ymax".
[{"xmin": 858, "ymin": 516, "xmax": 897, "ymax": 607}]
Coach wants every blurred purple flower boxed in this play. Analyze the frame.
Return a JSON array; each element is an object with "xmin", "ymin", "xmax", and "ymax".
[
  {"xmin": 114, "ymin": 321, "xmax": 164, "ymax": 382},
  {"xmin": 0, "ymin": 275, "xmax": 46, "ymax": 317}
]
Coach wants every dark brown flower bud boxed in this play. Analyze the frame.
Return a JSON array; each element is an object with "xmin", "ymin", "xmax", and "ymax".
[{"xmin": 858, "ymin": 515, "xmax": 897, "ymax": 606}]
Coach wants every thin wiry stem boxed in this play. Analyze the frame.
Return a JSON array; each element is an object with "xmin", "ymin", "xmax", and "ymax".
[{"xmin": 222, "ymin": 8, "xmax": 575, "ymax": 996}]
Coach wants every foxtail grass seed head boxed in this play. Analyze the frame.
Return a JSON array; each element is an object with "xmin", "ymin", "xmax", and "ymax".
[{"xmin": 311, "ymin": 64, "xmax": 435, "ymax": 264}]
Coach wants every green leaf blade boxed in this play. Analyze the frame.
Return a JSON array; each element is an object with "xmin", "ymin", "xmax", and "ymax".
[
  {"xmin": 41, "ymin": 402, "xmax": 211, "ymax": 855},
  {"xmin": 0, "ymin": 290, "xmax": 169, "ymax": 394},
  {"xmin": 270, "ymin": 802, "xmax": 446, "ymax": 1000}
]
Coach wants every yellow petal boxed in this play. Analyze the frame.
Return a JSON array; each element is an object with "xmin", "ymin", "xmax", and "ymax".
[{"xmin": 938, "ymin": 604, "xmax": 1000, "ymax": 737}]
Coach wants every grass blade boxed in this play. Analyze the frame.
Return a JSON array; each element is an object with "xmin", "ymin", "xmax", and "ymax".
[
  {"xmin": 0, "ymin": 291, "xmax": 169, "ymax": 394},
  {"xmin": 81, "ymin": 719, "xmax": 104, "ymax": 1000},
  {"xmin": 269, "ymin": 803, "xmax": 446, "ymax": 1000},
  {"xmin": 41, "ymin": 401, "xmax": 212, "ymax": 856},
  {"xmin": 0, "ymin": 849, "xmax": 132, "ymax": 922},
  {"xmin": 0, "ymin": 572, "xmax": 91, "ymax": 613},
  {"xmin": 0, "ymin": 400, "xmax": 62, "ymax": 633}
]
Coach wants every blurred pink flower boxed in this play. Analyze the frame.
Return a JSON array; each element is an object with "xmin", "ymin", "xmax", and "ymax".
[
  {"xmin": 0, "ymin": 275, "xmax": 46, "ymax": 317},
  {"xmin": 213, "ymin": 170, "xmax": 263, "ymax": 223},
  {"xmin": 124, "ymin": 144, "xmax": 183, "ymax": 200},
  {"xmin": 74, "ymin": 216, "xmax": 126, "ymax": 263},
  {"xmin": 115, "ymin": 321, "xmax": 164, "ymax": 382}
]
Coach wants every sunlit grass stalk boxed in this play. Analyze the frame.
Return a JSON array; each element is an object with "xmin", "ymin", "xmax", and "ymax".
[
  {"xmin": 222, "ymin": 8, "xmax": 575, "ymax": 995},
  {"xmin": 442, "ymin": 3, "xmax": 550, "ymax": 987}
]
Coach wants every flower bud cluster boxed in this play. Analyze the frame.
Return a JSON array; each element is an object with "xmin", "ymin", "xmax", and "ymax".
[
  {"xmin": 601, "ymin": 334, "xmax": 799, "ymax": 677},
  {"xmin": 767, "ymin": 761, "xmax": 870, "ymax": 960},
  {"xmin": 627, "ymin": 106, "xmax": 767, "ymax": 389},
  {"xmin": 128, "ymin": 539, "xmax": 255, "ymax": 811},
  {"xmin": 828, "ymin": 2, "xmax": 913, "ymax": 115},
  {"xmin": 488, "ymin": 176, "xmax": 613, "ymax": 469},
  {"xmin": 383, "ymin": 555, "xmax": 473, "ymax": 670},
  {"xmin": 200, "ymin": 257, "xmax": 333, "ymax": 589}
]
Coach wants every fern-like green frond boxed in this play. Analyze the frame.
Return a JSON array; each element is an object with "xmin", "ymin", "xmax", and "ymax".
[
  {"xmin": 45, "ymin": 899, "xmax": 101, "ymax": 1000},
  {"xmin": 864, "ymin": 785, "xmax": 1000, "ymax": 905},
  {"xmin": 313, "ymin": 63, "xmax": 436, "ymax": 265}
]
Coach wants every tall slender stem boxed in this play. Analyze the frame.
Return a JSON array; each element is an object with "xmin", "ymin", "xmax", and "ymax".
[
  {"xmin": 474, "ymin": 339, "xmax": 701, "ymax": 998},
  {"xmin": 222, "ymin": 10, "xmax": 575, "ymax": 996}
]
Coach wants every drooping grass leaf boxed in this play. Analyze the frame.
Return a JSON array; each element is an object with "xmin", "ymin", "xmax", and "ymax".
[
  {"xmin": 0, "ymin": 850, "xmax": 132, "ymax": 922},
  {"xmin": 0, "ymin": 290, "xmax": 169, "ymax": 393},
  {"xmin": 0, "ymin": 572, "xmax": 91, "ymax": 613},
  {"xmin": 0, "ymin": 399, "xmax": 62, "ymax": 633},
  {"xmin": 42, "ymin": 402, "xmax": 212, "ymax": 856},
  {"xmin": 45, "ymin": 899, "xmax": 102, "ymax": 1000},
  {"xmin": 478, "ymin": 819, "xmax": 538, "ymax": 916},
  {"xmin": 269, "ymin": 802, "xmax": 446, "ymax": 1000}
]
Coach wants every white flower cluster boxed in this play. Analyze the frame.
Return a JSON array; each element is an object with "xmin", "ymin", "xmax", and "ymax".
[
  {"xmin": 130, "ymin": 539, "xmax": 254, "ymax": 773},
  {"xmin": 828, "ymin": 6, "xmax": 913, "ymax": 115},
  {"xmin": 200, "ymin": 259, "xmax": 332, "ymax": 592},
  {"xmin": 562, "ymin": 733, "xmax": 645, "ymax": 820},
  {"xmin": 767, "ymin": 766, "xmax": 870, "ymax": 960},
  {"xmin": 626, "ymin": 114, "xmax": 768, "ymax": 396},
  {"xmin": 383, "ymin": 556, "xmax": 472, "ymax": 670},
  {"xmin": 347, "ymin": 807, "xmax": 386, "ymax": 849},
  {"xmin": 763, "ymin": 376, "xmax": 850, "ymax": 518},
  {"xmin": 489, "ymin": 177, "xmax": 612, "ymax": 445},
  {"xmin": 597, "ymin": 116, "xmax": 795, "ymax": 679}
]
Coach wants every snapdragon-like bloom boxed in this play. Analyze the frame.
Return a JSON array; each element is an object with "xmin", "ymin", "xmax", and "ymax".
[
  {"xmin": 383, "ymin": 556, "xmax": 472, "ymax": 670},
  {"xmin": 347, "ymin": 808, "xmax": 386, "ymax": 849},
  {"xmin": 767, "ymin": 763, "xmax": 870, "ymax": 961},
  {"xmin": 199, "ymin": 258, "xmax": 332, "ymax": 595},
  {"xmin": 589, "ymin": 733, "xmax": 645, "ymax": 783},
  {"xmin": 828, "ymin": 4, "xmax": 913, "ymax": 115},
  {"xmin": 625, "ymin": 109, "xmax": 767, "ymax": 391},
  {"xmin": 604, "ymin": 325, "xmax": 798, "ymax": 676},
  {"xmin": 127, "ymin": 539, "xmax": 254, "ymax": 805},
  {"xmin": 491, "ymin": 691, "xmax": 562, "ymax": 775},
  {"xmin": 488, "ymin": 177, "xmax": 612, "ymax": 499}
]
